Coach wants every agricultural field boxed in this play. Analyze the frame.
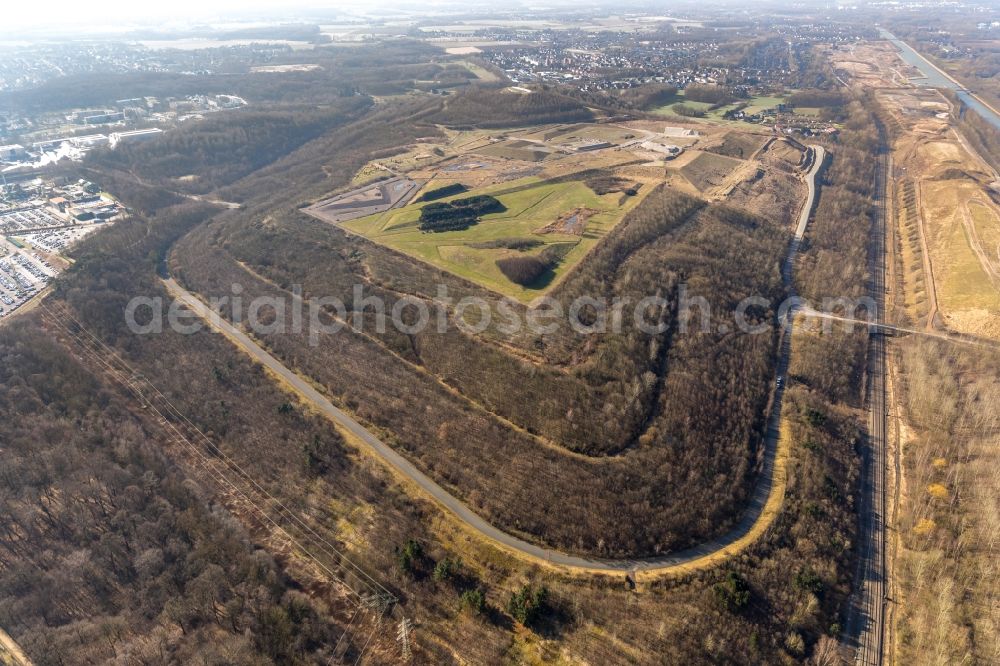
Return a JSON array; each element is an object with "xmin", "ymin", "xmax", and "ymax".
[
  {"xmin": 651, "ymin": 89, "xmax": 839, "ymax": 135},
  {"xmin": 741, "ymin": 95, "xmax": 788, "ymax": 115},
  {"xmin": 341, "ymin": 174, "xmax": 650, "ymax": 299}
]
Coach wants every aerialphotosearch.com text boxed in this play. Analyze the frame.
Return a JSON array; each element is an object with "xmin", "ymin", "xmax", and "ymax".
[{"xmin": 126, "ymin": 283, "xmax": 878, "ymax": 345}]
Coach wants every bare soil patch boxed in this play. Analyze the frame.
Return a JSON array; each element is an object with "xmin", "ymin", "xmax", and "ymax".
[{"xmin": 536, "ymin": 207, "xmax": 598, "ymax": 235}]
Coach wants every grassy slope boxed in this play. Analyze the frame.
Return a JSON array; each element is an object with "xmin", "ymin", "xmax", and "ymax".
[
  {"xmin": 653, "ymin": 93, "xmax": 788, "ymax": 119},
  {"xmin": 457, "ymin": 60, "xmax": 501, "ymax": 83},
  {"xmin": 923, "ymin": 181, "xmax": 999, "ymax": 311},
  {"xmin": 342, "ymin": 176, "xmax": 649, "ymax": 300}
]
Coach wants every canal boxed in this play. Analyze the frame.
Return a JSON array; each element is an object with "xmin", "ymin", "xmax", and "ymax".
[{"xmin": 879, "ymin": 28, "xmax": 1000, "ymax": 131}]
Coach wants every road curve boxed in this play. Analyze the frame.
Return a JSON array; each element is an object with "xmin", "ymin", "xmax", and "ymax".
[{"xmin": 162, "ymin": 145, "xmax": 825, "ymax": 575}]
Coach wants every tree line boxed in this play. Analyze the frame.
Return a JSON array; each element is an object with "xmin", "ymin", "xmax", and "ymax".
[{"xmin": 431, "ymin": 86, "xmax": 594, "ymax": 128}]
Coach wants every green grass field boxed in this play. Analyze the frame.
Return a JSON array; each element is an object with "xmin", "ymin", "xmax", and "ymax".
[
  {"xmin": 457, "ymin": 60, "xmax": 500, "ymax": 83},
  {"xmin": 794, "ymin": 107, "xmax": 822, "ymax": 117},
  {"xmin": 653, "ymin": 97, "xmax": 714, "ymax": 116},
  {"xmin": 653, "ymin": 93, "xmax": 795, "ymax": 127},
  {"xmin": 342, "ymin": 176, "xmax": 648, "ymax": 300},
  {"xmin": 741, "ymin": 95, "xmax": 786, "ymax": 115}
]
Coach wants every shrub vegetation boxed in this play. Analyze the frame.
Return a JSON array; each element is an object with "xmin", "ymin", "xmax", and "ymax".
[{"xmin": 418, "ymin": 195, "xmax": 506, "ymax": 232}]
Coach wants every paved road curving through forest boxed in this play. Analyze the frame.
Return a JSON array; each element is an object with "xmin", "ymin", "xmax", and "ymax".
[{"xmin": 163, "ymin": 145, "xmax": 826, "ymax": 575}]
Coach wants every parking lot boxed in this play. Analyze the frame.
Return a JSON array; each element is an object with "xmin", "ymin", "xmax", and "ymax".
[
  {"xmin": 0, "ymin": 245, "xmax": 57, "ymax": 319},
  {"xmin": 0, "ymin": 206, "xmax": 67, "ymax": 234},
  {"xmin": 20, "ymin": 225, "xmax": 102, "ymax": 253}
]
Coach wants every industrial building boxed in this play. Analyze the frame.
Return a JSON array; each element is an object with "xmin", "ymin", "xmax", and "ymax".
[
  {"xmin": 0, "ymin": 144, "xmax": 26, "ymax": 161},
  {"xmin": 109, "ymin": 128, "xmax": 164, "ymax": 147},
  {"xmin": 70, "ymin": 134, "xmax": 111, "ymax": 148},
  {"xmin": 640, "ymin": 140, "xmax": 683, "ymax": 158},
  {"xmin": 73, "ymin": 109, "xmax": 113, "ymax": 122},
  {"xmin": 31, "ymin": 134, "xmax": 109, "ymax": 152},
  {"xmin": 571, "ymin": 140, "xmax": 614, "ymax": 152},
  {"xmin": 84, "ymin": 111, "xmax": 126, "ymax": 125},
  {"xmin": 661, "ymin": 126, "xmax": 699, "ymax": 138}
]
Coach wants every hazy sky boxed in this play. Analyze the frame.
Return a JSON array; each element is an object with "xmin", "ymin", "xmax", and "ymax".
[
  {"xmin": 0, "ymin": 0, "xmax": 763, "ymax": 34},
  {"xmin": 0, "ymin": 0, "xmax": 563, "ymax": 32},
  {"xmin": 2, "ymin": 0, "xmax": 372, "ymax": 32}
]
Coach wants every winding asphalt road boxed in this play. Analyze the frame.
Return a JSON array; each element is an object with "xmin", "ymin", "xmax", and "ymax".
[{"xmin": 163, "ymin": 145, "xmax": 825, "ymax": 574}]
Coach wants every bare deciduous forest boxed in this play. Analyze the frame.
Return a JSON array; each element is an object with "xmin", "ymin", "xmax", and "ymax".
[
  {"xmin": 893, "ymin": 339, "xmax": 1000, "ymax": 664},
  {"xmin": 0, "ymin": 41, "xmax": 887, "ymax": 663},
  {"xmin": 172, "ymin": 179, "xmax": 789, "ymax": 556},
  {"xmin": 0, "ymin": 320, "xmax": 350, "ymax": 664}
]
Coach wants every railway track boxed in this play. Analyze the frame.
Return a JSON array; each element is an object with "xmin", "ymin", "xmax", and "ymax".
[{"xmin": 845, "ymin": 133, "xmax": 890, "ymax": 666}]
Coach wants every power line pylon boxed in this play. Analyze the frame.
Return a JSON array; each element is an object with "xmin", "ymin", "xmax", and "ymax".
[{"xmin": 396, "ymin": 617, "xmax": 413, "ymax": 661}]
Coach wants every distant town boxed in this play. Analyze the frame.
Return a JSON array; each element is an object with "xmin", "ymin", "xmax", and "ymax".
[{"xmin": 1, "ymin": 93, "xmax": 247, "ymax": 171}]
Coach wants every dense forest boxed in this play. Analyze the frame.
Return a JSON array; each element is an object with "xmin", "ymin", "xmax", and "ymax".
[
  {"xmin": 4, "ymin": 224, "xmax": 865, "ymax": 666},
  {"xmin": 789, "ymin": 96, "xmax": 880, "ymax": 409},
  {"xmin": 0, "ymin": 38, "xmax": 890, "ymax": 663},
  {"xmin": 170, "ymin": 136, "xmax": 794, "ymax": 559},
  {"xmin": 0, "ymin": 41, "xmax": 456, "ymax": 113},
  {"xmin": 90, "ymin": 86, "xmax": 872, "ymax": 661},
  {"xmin": 613, "ymin": 83, "xmax": 679, "ymax": 110},
  {"xmin": 89, "ymin": 102, "xmax": 372, "ymax": 195},
  {"xmin": 227, "ymin": 103, "xmax": 446, "ymax": 209},
  {"xmin": 672, "ymin": 103, "xmax": 707, "ymax": 118},
  {"xmin": 683, "ymin": 84, "xmax": 736, "ymax": 105},
  {"xmin": 893, "ymin": 338, "xmax": 1000, "ymax": 664},
  {"xmin": 417, "ymin": 182, "xmax": 468, "ymax": 202},
  {"xmin": 0, "ymin": 316, "xmax": 349, "ymax": 664},
  {"xmin": 796, "ymin": 99, "xmax": 878, "ymax": 302}
]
